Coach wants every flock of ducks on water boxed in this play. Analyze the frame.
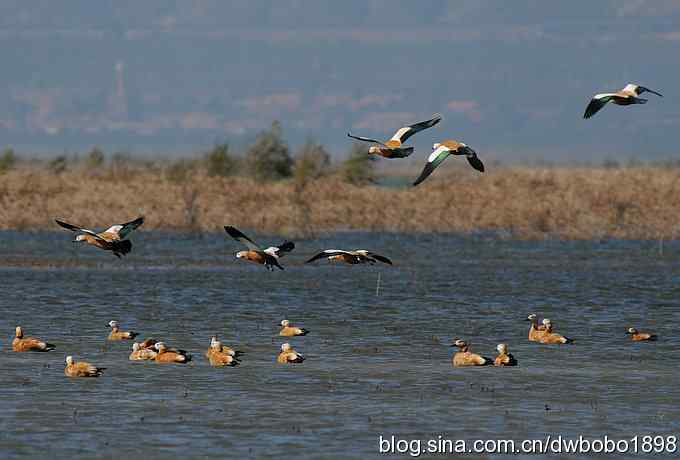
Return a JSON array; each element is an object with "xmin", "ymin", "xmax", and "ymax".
[
  {"xmin": 11, "ymin": 312, "xmax": 657, "ymax": 376},
  {"xmin": 451, "ymin": 313, "xmax": 657, "ymax": 368},
  {"xmin": 12, "ymin": 318, "xmax": 310, "ymax": 377},
  {"xmin": 12, "ymin": 83, "xmax": 662, "ymax": 375}
]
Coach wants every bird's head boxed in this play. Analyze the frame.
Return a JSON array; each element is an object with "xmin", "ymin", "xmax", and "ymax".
[
  {"xmin": 497, "ymin": 343, "xmax": 508, "ymax": 354},
  {"xmin": 235, "ymin": 251, "xmax": 247, "ymax": 259},
  {"xmin": 281, "ymin": 343, "xmax": 291, "ymax": 352},
  {"xmin": 627, "ymin": 327, "xmax": 638, "ymax": 335},
  {"xmin": 281, "ymin": 320, "xmax": 289, "ymax": 327},
  {"xmin": 368, "ymin": 146, "xmax": 380, "ymax": 155},
  {"xmin": 74, "ymin": 235, "xmax": 87, "ymax": 243}
]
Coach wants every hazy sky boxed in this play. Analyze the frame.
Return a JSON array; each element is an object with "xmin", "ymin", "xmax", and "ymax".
[{"xmin": 1, "ymin": 0, "xmax": 679, "ymax": 162}]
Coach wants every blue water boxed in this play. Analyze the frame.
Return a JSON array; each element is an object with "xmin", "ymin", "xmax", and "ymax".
[{"xmin": 1, "ymin": 231, "xmax": 679, "ymax": 459}]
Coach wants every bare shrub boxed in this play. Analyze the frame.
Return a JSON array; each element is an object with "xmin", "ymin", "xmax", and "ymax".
[{"xmin": 244, "ymin": 121, "xmax": 293, "ymax": 182}]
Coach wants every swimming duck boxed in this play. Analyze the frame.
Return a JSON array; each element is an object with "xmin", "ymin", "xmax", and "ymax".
[
  {"xmin": 64, "ymin": 356, "xmax": 104, "ymax": 377},
  {"xmin": 279, "ymin": 320, "xmax": 309, "ymax": 337},
  {"xmin": 583, "ymin": 83, "xmax": 662, "ymax": 119},
  {"xmin": 12, "ymin": 326, "xmax": 55, "ymax": 352},
  {"xmin": 526, "ymin": 314, "xmax": 547, "ymax": 342},
  {"xmin": 154, "ymin": 342, "xmax": 189, "ymax": 363},
  {"xmin": 207, "ymin": 340, "xmax": 239, "ymax": 367},
  {"xmin": 626, "ymin": 327, "xmax": 657, "ymax": 342},
  {"xmin": 224, "ymin": 226, "xmax": 294, "ymax": 271},
  {"xmin": 55, "ymin": 216, "xmax": 144, "ymax": 259},
  {"xmin": 277, "ymin": 343, "xmax": 304, "ymax": 364},
  {"xmin": 494, "ymin": 343, "xmax": 518, "ymax": 367},
  {"xmin": 305, "ymin": 249, "xmax": 392, "ymax": 265},
  {"xmin": 107, "ymin": 320, "xmax": 138, "ymax": 341},
  {"xmin": 451, "ymin": 339, "xmax": 490, "ymax": 367},
  {"xmin": 139, "ymin": 338, "xmax": 158, "ymax": 349},
  {"xmin": 205, "ymin": 336, "xmax": 238, "ymax": 358},
  {"xmin": 413, "ymin": 140, "xmax": 484, "ymax": 186},
  {"xmin": 129, "ymin": 342, "xmax": 158, "ymax": 361},
  {"xmin": 347, "ymin": 113, "xmax": 442, "ymax": 159},
  {"xmin": 538, "ymin": 319, "xmax": 573, "ymax": 344}
]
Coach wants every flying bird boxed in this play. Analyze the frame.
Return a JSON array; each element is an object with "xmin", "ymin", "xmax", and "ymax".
[
  {"xmin": 583, "ymin": 83, "xmax": 662, "ymax": 119},
  {"xmin": 55, "ymin": 216, "xmax": 144, "ymax": 258},
  {"xmin": 413, "ymin": 141, "xmax": 484, "ymax": 186},
  {"xmin": 224, "ymin": 226, "xmax": 294, "ymax": 271},
  {"xmin": 305, "ymin": 249, "xmax": 392, "ymax": 265},
  {"xmin": 347, "ymin": 113, "xmax": 442, "ymax": 159}
]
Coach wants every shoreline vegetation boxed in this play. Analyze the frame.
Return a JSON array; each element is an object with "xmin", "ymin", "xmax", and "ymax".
[{"xmin": 1, "ymin": 123, "xmax": 680, "ymax": 241}]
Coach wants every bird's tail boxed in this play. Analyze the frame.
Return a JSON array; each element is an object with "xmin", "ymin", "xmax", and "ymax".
[
  {"xmin": 278, "ymin": 241, "xmax": 295, "ymax": 253},
  {"xmin": 118, "ymin": 240, "xmax": 132, "ymax": 255}
]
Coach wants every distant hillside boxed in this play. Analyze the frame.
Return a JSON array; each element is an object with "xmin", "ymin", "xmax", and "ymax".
[{"xmin": 0, "ymin": 1, "xmax": 679, "ymax": 161}]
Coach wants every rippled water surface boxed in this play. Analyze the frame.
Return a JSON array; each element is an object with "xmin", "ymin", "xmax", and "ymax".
[{"xmin": 1, "ymin": 231, "xmax": 679, "ymax": 459}]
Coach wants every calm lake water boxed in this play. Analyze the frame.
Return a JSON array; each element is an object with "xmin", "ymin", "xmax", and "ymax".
[{"xmin": 1, "ymin": 231, "xmax": 679, "ymax": 459}]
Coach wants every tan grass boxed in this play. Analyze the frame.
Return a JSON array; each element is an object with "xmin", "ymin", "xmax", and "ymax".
[{"xmin": 2, "ymin": 166, "xmax": 680, "ymax": 240}]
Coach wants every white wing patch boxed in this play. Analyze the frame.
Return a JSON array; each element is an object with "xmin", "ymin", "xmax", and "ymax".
[
  {"xmin": 427, "ymin": 145, "xmax": 449, "ymax": 163},
  {"xmin": 103, "ymin": 225, "xmax": 123, "ymax": 235},
  {"xmin": 622, "ymin": 84, "xmax": 638, "ymax": 93},
  {"xmin": 263, "ymin": 246, "xmax": 279, "ymax": 257},
  {"xmin": 390, "ymin": 126, "xmax": 411, "ymax": 142},
  {"xmin": 593, "ymin": 93, "xmax": 616, "ymax": 100}
]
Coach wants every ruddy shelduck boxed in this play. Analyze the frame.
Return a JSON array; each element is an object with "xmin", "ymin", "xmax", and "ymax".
[
  {"xmin": 583, "ymin": 83, "xmax": 662, "ymax": 119},
  {"xmin": 55, "ymin": 216, "xmax": 144, "ymax": 258},
  {"xmin": 12, "ymin": 326, "xmax": 55, "ymax": 352},
  {"xmin": 538, "ymin": 319, "xmax": 573, "ymax": 344},
  {"xmin": 64, "ymin": 356, "xmax": 104, "ymax": 377},
  {"xmin": 279, "ymin": 319, "xmax": 309, "ymax": 337},
  {"xmin": 451, "ymin": 339, "xmax": 489, "ymax": 367},
  {"xmin": 205, "ymin": 336, "xmax": 238, "ymax": 358},
  {"xmin": 526, "ymin": 314, "xmax": 547, "ymax": 342},
  {"xmin": 413, "ymin": 140, "xmax": 484, "ymax": 186},
  {"xmin": 627, "ymin": 327, "xmax": 657, "ymax": 342},
  {"xmin": 306, "ymin": 249, "xmax": 392, "ymax": 265},
  {"xmin": 154, "ymin": 342, "xmax": 188, "ymax": 363},
  {"xmin": 207, "ymin": 341, "xmax": 239, "ymax": 367},
  {"xmin": 129, "ymin": 342, "xmax": 158, "ymax": 361},
  {"xmin": 347, "ymin": 113, "xmax": 442, "ymax": 159},
  {"xmin": 139, "ymin": 338, "xmax": 158, "ymax": 349},
  {"xmin": 224, "ymin": 226, "xmax": 294, "ymax": 271},
  {"xmin": 107, "ymin": 320, "xmax": 138, "ymax": 341},
  {"xmin": 494, "ymin": 343, "xmax": 517, "ymax": 367},
  {"xmin": 277, "ymin": 343, "xmax": 304, "ymax": 364}
]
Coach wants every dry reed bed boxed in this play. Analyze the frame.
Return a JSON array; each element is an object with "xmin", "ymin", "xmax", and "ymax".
[{"xmin": 1, "ymin": 167, "xmax": 680, "ymax": 240}]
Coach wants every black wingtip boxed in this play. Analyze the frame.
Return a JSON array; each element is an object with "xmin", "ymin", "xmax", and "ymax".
[{"xmin": 278, "ymin": 241, "xmax": 295, "ymax": 253}]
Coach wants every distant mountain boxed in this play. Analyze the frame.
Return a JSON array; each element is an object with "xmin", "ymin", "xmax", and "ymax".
[{"xmin": 0, "ymin": 0, "xmax": 678, "ymax": 162}]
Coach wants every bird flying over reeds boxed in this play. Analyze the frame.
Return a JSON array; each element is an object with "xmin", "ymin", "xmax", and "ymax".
[
  {"xmin": 347, "ymin": 113, "xmax": 442, "ymax": 159},
  {"xmin": 413, "ymin": 140, "xmax": 484, "ymax": 186}
]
